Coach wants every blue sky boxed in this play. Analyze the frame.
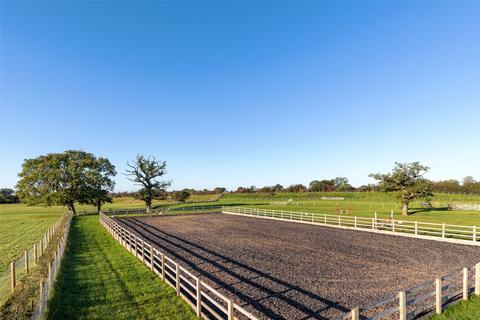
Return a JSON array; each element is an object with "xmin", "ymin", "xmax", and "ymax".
[{"xmin": 1, "ymin": 2, "xmax": 479, "ymax": 191}]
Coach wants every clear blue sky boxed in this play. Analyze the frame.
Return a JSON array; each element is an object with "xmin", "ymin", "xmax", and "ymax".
[{"xmin": 1, "ymin": 2, "xmax": 479, "ymax": 191}]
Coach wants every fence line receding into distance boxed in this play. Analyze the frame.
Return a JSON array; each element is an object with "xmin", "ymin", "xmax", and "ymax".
[{"xmin": 223, "ymin": 207, "xmax": 479, "ymax": 246}]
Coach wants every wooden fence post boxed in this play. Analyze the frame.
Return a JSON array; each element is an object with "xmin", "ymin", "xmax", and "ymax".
[
  {"xmin": 463, "ymin": 267, "xmax": 469, "ymax": 300},
  {"xmin": 476, "ymin": 263, "xmax": 480, "ymax": 296},
  {"xmin": 474, "ymin": 226, "xmax": 477, "ymax": 242},
  {"xmin": 41, "ymin": 236, "xmax": 45, "ymax": 255},
  {"xmin": 399, "ymin": 291, "xmax": 406, "ymax": 320},
  {"xmin": 161, "ymin": 254, "xmax": 166, "ymax": 281},
  {"xmin": 134, "ymin": 236, "xmax": 138, "ymax": 258},
  {"xmin": 351, "ymin": 308, "xmax": 359, "ymax": 320},
  {"xmin": 150, "ymin": 246, "xmax": 154, "ymax": 271},
  {"xmin": 228, "ymin": 300, "xmax": 234, "ymax": 320},
  {"xmin": 354, "ymin": 216, "xmax": 357, "ymax": 229},
  {"xmin": 435, "ymin": 278, "xmax": 442, "ymax": 314},
  {"xmin": 39, "ymin": 280, "xmax": 44, "ymax": 314},
  {"xmin": 34, "ymin": 243, "xmax": 38, "ymax": 263},
  {"xmin": 141, "ymin": 240, "xmax": 145, "ymax": 264},
  {"xmin": 175, "ymin": 263, "xmax": 180, "ymax": 295},
  {"xmin": 10, "ymin": 262, "xmax": 16, "ymax": 292},
  {"xmin": 196, "ymin": 278, "xmax": 201, "ymax": 317},
  {"xmin": 415, "ymin": 221, "xmax": 418, "ymax": 235},
  {"xmin": 442, "ymin": 223, "xmax": 446, "ymax": 238},
  {"xmin": 48, "ymin": 262, "xmax": 52, "ymax": 288},
  {"xmin": 25, "ymin": 250, "xmax": 29, "ymax": 274}
]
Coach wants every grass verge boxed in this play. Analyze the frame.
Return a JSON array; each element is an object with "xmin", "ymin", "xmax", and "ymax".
[
  {"xmin": 46, "ymin": 215, "xmax": 197, "ymax": 320},
  {"xmin": 428, "ymin": 296, "xmax": 480, "ymax": 320}
]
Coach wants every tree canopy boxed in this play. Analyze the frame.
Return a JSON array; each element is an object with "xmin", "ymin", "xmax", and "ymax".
[
  {"xmin": 369, "ymin": 162, "xmax": 433, "ymax": 216},
  {"xmin": 172, "ymin": 190, "xmax": 191, "ymax": 203},
  {"xmin": 125, "ymin": 155, "xmax": 171, "ymax": 212},
  {"xmin": 0, "ymin": 188, "xmax": 20, "ymax": 204},
  {"xmin": 16, "ymin": 150, "xmax": 116, "ymax": 214}
]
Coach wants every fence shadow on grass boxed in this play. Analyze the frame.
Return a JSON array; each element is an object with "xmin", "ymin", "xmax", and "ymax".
[{"xmin": 119, "ymin": 218, "xmax": 350, "ymax": 320}]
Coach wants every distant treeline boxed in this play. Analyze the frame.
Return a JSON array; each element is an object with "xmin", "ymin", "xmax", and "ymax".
[
  {"xmin": 231, "ymin": 177, "xmax": 480, "ymax": 195},
  {"xmin": 108, "ymin": 176, "xmax": 480, "ymax": 197},
  {"xmin": 2, "ymin": 177, "xmax": 479, "ymax": 204},
  {"xmin": 0, "ymin": 188, "xmax": 20, "ymax": 204},
  {"xmin": 110, "ymin": 187, "xmax": 227, "ymax": 198}
]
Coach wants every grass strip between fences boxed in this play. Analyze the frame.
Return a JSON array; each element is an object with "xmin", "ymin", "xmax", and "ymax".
[
  {"xmin": 46, "ymin": 215, "xmax": 197, "ymax": 320},
  {"xmin": 0, "ymin": 213, "xmax": 72, "ymax": 319}
]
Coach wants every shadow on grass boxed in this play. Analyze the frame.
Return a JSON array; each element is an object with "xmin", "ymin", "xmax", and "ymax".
[{"xmin": 409, "ymin": 207, "xmax": 450, "ymax": 214}]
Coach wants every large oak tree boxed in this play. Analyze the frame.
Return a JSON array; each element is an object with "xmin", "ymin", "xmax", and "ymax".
[
  {"xmin": 16, "ymin": 150, "xmax": 116, "ymax": 215},
  {"xmin": 369, "ymin": 162, "xmax": 433, "ymax": 216}
]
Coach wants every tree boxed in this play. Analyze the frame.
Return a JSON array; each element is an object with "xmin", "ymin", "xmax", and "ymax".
[
  {"xmin": 369, "ymin": 162, "xmax": 433, "ymax": 216},
  {"xmin": 172, "ymin": 190, "xmax": 191, "ymax": 203},
  {"xmin": 432, "ymin": 180, "xmax": 461, "ymax": 194},
  {"xmin": 272, "ymin": 184, "xmax": 284, "ymax": 193},
  {"xmin": 309, "ymin": 180, "xmax": 335, "ymax": 192},
  {"xmin": 125, "ymin": 155, "xmax": 171, "ymax": 212},
  {"xmin": 334, "ymin": 177, "xmax": 353, "ymax": 191},
  {"xmin": 285, "ymin": 184, "xmax": 308, "ymax": 193},
  {"xmin": 84, "ymin": 157, "xmax": 116, "ymax": 213},
  {"xmin": 0, "ymin": 188, "xmax": 20, "ymax": 204},
  {"xmin": 16, "ymin": 150, "xmax": 116, "ymax": 215},
  {"xmin": 462, "ymin": 176, "xmax": 480, "ymax": 195},
  {"xmin": 214, "ymin": 187, "xmax": 226, "ymax": 194},
  {"xmin": 463, "ymin": 176, "xmax": 475, "ymax": 185}
]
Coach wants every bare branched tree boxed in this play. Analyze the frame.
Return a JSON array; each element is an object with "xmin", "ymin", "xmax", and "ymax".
[{"xmin": 125, "ymin": 155, "xmax": 171, "ymax": 212}]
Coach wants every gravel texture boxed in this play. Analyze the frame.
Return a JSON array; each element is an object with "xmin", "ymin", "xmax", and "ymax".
[{"xmin": 117, "ymin": 213, "xmax": 480, "ymax": 320}]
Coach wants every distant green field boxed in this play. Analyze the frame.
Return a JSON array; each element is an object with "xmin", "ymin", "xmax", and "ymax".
[
  {"xmin": 0, "ymin": 194, "xmax": 219, "ymax": 272},
  {"xmin": 0, "ymin": 205, "xmax": 64, "ymax": 271},
  {"xmin": 215, "ymin": 192, "xmax": 480, "ymax": 226}
]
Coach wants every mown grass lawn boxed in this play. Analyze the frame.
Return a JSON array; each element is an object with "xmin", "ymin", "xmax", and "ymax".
[
  {"xmin": 0, "ymin": 205, "xmax": 64, "ymax": 271},
  {"xmin": 46, "ymin": 215, "xmax": 197, "ymax": 320},
  {"xmin": 428, "ymin": 296, "xmax": 480, "ymax": 320}
]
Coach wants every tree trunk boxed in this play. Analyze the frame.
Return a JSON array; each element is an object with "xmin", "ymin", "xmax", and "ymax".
[
  {"xmin": 146, "ymin": 199, "xmax": 152, "ymax": 213},
  {"xmin": 67, "ymin": 202, "xmax": 77, "ymax": 215},
  {"xmin": 97, "ymin": 202, "xmax": 102, "ymax": 214},
  {"xmin": 402, "ymin": 202, "xmax": 409, "ymax": 216}
]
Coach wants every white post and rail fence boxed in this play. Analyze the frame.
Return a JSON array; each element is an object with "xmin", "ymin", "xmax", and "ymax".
[
  {"xmin": 100, "ymin": 209, "xmax": 480, "ymax": 320},
  {"xmin": 222, "ymin": 207, "xmax": 480, "ymax": 246}
]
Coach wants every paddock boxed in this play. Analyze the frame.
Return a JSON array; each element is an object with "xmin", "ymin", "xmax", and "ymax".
[{"xmin": 116, "ymin": 213, "xmax": 480, "ymax": 319}]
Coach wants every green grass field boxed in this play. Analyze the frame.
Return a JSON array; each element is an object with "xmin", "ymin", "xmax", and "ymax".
[
  {"xmin": 46, "ymin": 215, "xmax": 197, "ymax": 320},
  {"xmin": 212, "ymin": 192, "xmax": 480, "ymax": 226},
  {"xmin": 0, "ymin": 205, "xmax": 64, "ymax": 271}
]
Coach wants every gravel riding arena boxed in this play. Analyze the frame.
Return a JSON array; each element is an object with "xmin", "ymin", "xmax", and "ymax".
[{"xmin": 117, "ymin": 213, "xmax": 480, "ymax": 320}]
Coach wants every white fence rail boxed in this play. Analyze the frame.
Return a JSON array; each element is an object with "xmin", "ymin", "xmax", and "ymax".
[
  {"xmin": 223, "ymin": 207, "xmax": 479, "ymax": 246},
  {"xmin": 99, "ymin": 212, "xmax": 258, "ymax": 320}
]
